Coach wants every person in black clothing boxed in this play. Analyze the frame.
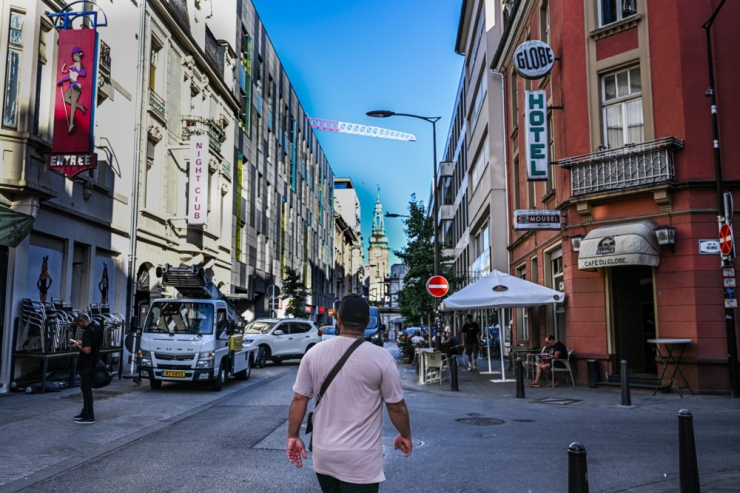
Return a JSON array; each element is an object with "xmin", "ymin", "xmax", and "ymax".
[
  {"xmin": 530, "ymin": 335, "xmax": 568, "ymax": 387},
  {"xmin": 461, "ymin": 315, "xmax": 481, "ymax": 370},
  {"xmin": 71, "ymin": 314, "xmax": 101, "ymax": 424}
]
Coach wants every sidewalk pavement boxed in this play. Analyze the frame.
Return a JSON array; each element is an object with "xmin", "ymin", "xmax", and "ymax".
[{"xmin": 394, "ymin": 346, "xmax": 740, "ymax": 493}]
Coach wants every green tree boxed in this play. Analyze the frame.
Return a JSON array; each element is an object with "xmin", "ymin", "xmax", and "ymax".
[
  {"xmin": 394, "ymin": 196, "xmax": 460, "ymax": 326},
  {"xmin": 280, "ymin": 266, "xmax": 310, "ymax": 319},
  {"xmin": 394, "ymin": 197, "xmax": 436, "ymax": 325}
]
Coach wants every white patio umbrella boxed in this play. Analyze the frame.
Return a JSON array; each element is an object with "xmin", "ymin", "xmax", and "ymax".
[{"xmin": 440, "ymin": 270, "xmax": 565, "ymax": 381}]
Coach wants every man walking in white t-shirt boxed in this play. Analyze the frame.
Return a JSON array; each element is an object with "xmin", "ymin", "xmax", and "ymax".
[{"xmin": 287, "ymin": 294, "xmax": 413, "ymax": 492}]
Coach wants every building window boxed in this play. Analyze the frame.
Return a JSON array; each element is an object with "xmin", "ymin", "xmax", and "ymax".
[
  {"xmin": 471, "ymin": 72, "xmax": 487, "ymax": 132},
  {"xmin": 3, "ymin": 12, "xmax": 24, "ymax": 129},
  {"xmin": 540, "ymin": 0, "xmax": 550, "ymax": 45},
  {"xmin": 34, "ymin": 22, "xmax": 52, "ymax": 139},
  {"xmin": 471, "ymin": 139, "xmax": 489, "ymax": 190},
  {"xmin": 510, "ymin": 72, "xmax": 518, "ymax": 129},
  {"xmin": 550, "ymin": 248, "xmax": 564, "ymax": 342},
  {"xmin": 513, "ymin": 156, "xmax": 521, "ymax": 209},
  {"xmin": 471, "ymin": 222, "xmax": 490, "ymax": 280},
  {"xmin": 599, "ymin": 0, "xmax": 637, "ymax": 28},
  {"xmin": 601, "ymin": 66, "xmax": 643, "ymax": 150}
]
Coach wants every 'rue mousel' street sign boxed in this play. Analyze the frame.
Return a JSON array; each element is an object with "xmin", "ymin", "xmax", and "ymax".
[{"xmin": 427, "ymin": 276, "xmax": 449, "ymax": 298}]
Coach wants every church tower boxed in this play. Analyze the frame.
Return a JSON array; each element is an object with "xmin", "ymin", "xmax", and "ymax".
[{"xmin": 367, "ymin": 189, "xmax": 389, "ymax": 304}]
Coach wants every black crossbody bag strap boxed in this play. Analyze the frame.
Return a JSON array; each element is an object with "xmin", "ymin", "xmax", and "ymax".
[{"xmin": 316, "ymin": 338, "xmax": 364, "ymax": 406}]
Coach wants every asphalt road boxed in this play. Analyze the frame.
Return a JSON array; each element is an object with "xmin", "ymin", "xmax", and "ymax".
[{"xmin": 10, "ymin": 354, "xmax": 740, "ymax": 493}]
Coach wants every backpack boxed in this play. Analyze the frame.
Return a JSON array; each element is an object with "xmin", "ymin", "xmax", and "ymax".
[{"xmin": 92, "ymin": 360, "xmax": 112, "ymax": 388}]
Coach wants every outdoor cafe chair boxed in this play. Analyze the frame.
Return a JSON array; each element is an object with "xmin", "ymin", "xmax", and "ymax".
[
  {"xmin": 423, "ymin": 351, "xmax": 449, "ymax": 385},
  {"xmin": 546, "ymin": 349, "xmax": 575, "ymax": 388}
]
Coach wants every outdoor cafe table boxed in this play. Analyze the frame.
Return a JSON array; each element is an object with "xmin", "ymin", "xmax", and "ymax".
[{"xmin": 647, "ymin": 338, "xmax": 694, "ymax": 398}]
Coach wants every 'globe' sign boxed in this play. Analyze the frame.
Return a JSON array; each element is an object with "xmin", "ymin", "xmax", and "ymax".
[{"xmin": 513, "ymin": 40, "xmax": 555, "ymax": 80}]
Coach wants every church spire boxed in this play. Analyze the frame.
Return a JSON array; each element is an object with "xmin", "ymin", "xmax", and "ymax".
[{"xmin": 369, "ymin": 187, "xmax": 388, "ymax": 248}]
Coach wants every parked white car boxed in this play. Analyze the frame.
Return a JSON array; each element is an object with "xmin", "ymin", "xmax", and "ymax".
[
  {"xmin": 242, "ymin": 318, "xmax": 321, "ymax": 367},
  {"xmin": 320, "ymin": 325, "xmax": 337, "ymax": 341}
]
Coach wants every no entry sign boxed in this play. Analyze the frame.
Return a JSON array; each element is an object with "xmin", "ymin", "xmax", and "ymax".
[
  {"xmin": 719, "ymin": 223, "xmax": 734, "ymax": 256},
  {"xmin": 427, "ymin": 275, "xmax": 449, "ymax": 297}
]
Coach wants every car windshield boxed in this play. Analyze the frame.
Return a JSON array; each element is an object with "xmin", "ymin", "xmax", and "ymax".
[
  {"xmin": 244, "ymin": 321, "xmax": 276, "ymax": 334},
  {"xmin": 143, "ymin": 302, "xmax": 214, "ymax": 335},
  {"xmin": 323, "ymin": 327, "xmax": 335, "ymax": 335}
]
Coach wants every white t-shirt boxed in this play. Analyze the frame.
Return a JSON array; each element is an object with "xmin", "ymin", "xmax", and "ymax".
[{"xmin": 293, "ymin": 336, "xmax": 404, "ymax": 484}]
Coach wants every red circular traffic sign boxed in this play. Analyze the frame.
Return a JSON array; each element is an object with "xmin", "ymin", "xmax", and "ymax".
[
  {"xmin": 426, "ymin": 275, "xmax": 449, "ymax": 297},
  {"xmin": 720, "ymin": 223, "xmax": 733, "ymax": 255}
]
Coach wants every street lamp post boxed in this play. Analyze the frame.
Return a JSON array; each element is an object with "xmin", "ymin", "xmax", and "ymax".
[{"xmin": 367, "ymin": 111, "xmax": 441, "ymax": 279}]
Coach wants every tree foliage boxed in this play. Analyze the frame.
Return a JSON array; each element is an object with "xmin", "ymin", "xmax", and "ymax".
[
  {"xmin": 393, "ymin": 197, "xmax": 436, "ymax": 325},
  {"xmin": 280, "ymin": 266, "xmax": 310, "ymax": 319},
  {"xmin": 394, "ymin": 196, "xmax": 460, "ymax": 326}
]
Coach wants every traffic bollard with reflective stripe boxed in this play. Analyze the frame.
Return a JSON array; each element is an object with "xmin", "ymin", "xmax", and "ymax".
[{"xmin": 450, "ymin": 354, "xmax": 458, "ymax": 391}]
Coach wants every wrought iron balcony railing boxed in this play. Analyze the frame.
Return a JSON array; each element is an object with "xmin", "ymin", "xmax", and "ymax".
[
  {"xmin": 181, "ymin": 116, "xmax": 226, "ymax": 154},
  {"xmin": 558, "ymin": 137, "xmax": 684, "ymax": 196},
  {"xmin": 148, "ymin": 90, "xmax": 165, "ymax": 119}
]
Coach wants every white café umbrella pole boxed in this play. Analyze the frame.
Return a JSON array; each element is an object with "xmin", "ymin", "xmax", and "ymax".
[{"xmin": 491, "ymin": 308, "xmax": 514, "ymax": 382}]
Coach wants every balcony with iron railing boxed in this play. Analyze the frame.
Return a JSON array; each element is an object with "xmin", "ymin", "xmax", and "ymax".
[
  {"xmin": 558, "ymin": 137, "xmax": 684, "ymax": 196},
  {"xmin": 181, "ymin": 116, "xmax": 226, "ymax": 154},
  {"xmin": 149, "ymin": 90, "xmax": 166, "ymax": 119}
]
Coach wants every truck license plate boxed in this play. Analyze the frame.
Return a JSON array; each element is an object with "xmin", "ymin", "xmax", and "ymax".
[{"xmin": 163, "ymin": 371, "xmax": 186, "ymax": 378}]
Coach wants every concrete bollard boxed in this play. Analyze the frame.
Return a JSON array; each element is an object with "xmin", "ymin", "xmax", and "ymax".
[
  {"xmin": 620, "ymin": 360, "xmax": 632, "ymax": 407},
  {"xmin": 678, "ymin": 409, "xmax": 701, "ymax": 493},
  {"xmin": 450, "ymin": 354, "xmax": 459, "ymax": 391},
  {"xmin": 568, "ymin": 442, "xmax": 590, "ymax": 493},
  {"xmin": 515, "ymin": 357, "xmax": 525, "ymax": 398}
]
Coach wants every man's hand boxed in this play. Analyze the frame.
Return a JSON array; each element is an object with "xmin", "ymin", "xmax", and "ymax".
[
  {"xmin": 393, "ymin": 434, "xmax": 413, "ymax": 457},
  {"xmin": 286, "ymin": 437, "xmax": 307, "ymax": 468}
]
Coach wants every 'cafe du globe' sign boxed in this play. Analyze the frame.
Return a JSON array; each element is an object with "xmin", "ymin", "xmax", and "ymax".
[{"xmin": 513, "ymin": 40, "xmax": 555, "ymax": 80}]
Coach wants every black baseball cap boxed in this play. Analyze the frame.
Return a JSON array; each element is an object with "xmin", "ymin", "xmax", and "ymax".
[{"xmin": 338, "ymin": 294, "xmax": 369, "ymax": 326}]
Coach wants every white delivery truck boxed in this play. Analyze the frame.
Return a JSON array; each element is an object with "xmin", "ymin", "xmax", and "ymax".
[{"xmin": 138, "ymin": 264, "xmax": 259, "ymax": 391}]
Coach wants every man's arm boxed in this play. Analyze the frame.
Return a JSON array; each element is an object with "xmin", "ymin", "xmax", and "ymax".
[
  {"xmin": 386, "ymin": 399, "xmax": 412, "ymax": 457},
  {"xmin": 286, "ymin": 393, "xmax": 310, "ymax": 468}
]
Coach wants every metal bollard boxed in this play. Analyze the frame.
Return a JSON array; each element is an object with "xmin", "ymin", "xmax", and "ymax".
[
  {"xmin": 450, "ymin": 354, "xmax": 459, "ymax": 391},
  {"xmin": 678, "ymin": 409, "xmax": 701, "ymax": 493},
  {"xmin": 620, "ymin": 360, "xmax": 632, "ymax": 406},
  {"xmin": 568, "ymin": 442, "xmax": 590, "ymax": 493},
  {"xmin": 515, "ymin": 357, "xmax": 525, "ymax": 398}
]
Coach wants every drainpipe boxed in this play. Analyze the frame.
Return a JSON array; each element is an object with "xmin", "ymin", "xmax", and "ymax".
[
  {"xmin": 702, "ymin": 0, "xmax": 739, "ymax": 398},
  {"xmin": 122, "ymin": 0, "xmax": 147, "ymax": 377}
]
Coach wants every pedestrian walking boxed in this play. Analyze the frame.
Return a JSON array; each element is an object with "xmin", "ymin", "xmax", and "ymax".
[
  {"xmin": 462, "ymin": 314, "xmax": 481, "ymax": 370},
  {"xmin": 287, "ymin": 293, "xmax": 412, "ymax": 492},
  {"xmin": 71, "ymin": 313, "xmax": 101, "ymax": 424}
]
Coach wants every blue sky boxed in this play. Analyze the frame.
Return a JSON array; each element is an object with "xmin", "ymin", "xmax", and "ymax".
[{"xmin": 251, "ymin": 0, "xmax": 464, "ymax": 266}]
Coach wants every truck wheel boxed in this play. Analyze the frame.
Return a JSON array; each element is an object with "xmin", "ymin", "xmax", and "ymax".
[
  {"xmin": 257, "ymin": 346, "xmax": 270, "ymax": 368},
  {"xmin": 150, "ymin": 378, "xmax": 162, "ymax": 390},
  {"xmin": 235, "ymin": 355, "xmax": 251, "ymax": 381},
  {"xmin": 211, "ymin": 362, "xmax": 227, "ymax": 391}
]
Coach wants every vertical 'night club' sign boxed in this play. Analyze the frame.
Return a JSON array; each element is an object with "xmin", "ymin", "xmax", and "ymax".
[{"xmin": 48, "ymin": 28, "xmax": 99, "ymax": 178}]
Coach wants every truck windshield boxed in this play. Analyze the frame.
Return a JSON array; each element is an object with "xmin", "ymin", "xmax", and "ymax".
[
  {"xmin": 144, "ymin": 302, "xmax": 214, "ymax": 335},
  {"xmin": 244, "ymin": 321, "xmax": 276, "ymax": 334}
]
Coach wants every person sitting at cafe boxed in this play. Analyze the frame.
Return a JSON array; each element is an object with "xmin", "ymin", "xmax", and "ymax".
[
  {"xmin": 411, "ymin": 333, "xmax": 424, "ymax": 345},
  {"xmin": 444, "ymin": 328, "xmax": 460, "ymax": 358},
  {"xmin": 530, "ymin": 335, "xmax": 567, "ymax": 387}
]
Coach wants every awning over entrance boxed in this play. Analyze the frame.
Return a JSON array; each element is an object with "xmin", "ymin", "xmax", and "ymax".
[
  {"xmin": 0, "ymin": 204, "xmax": 34, "ymax": 247},
  {"xmin": 578, "ymin": 221, "xmax": 660, "ymax": 270}
]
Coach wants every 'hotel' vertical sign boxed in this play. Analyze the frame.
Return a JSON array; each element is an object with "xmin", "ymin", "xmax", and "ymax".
[
  {"xmin": 188, "ymin": 135, "xmax": 209, "ymax": 225},
  {"xmin": 524, "ymin": 90, "xmax": 548, "ymax": 181}
]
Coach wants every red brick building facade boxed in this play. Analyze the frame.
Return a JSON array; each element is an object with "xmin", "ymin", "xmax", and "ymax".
[{"xmin": 492, "ymin": 0, "xmax": 740, "ymax": 393}]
